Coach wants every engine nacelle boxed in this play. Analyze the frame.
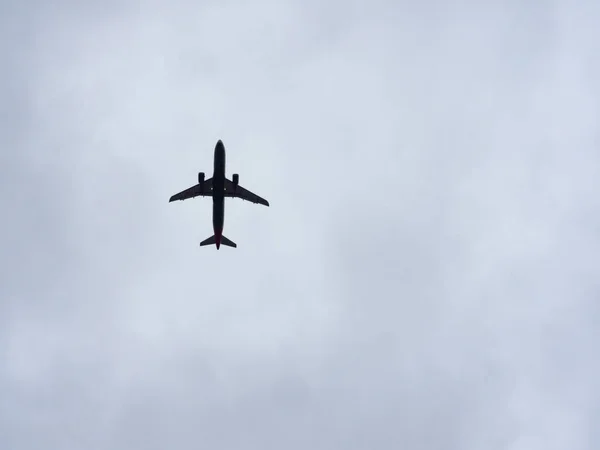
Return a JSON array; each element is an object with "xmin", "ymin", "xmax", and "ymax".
[
  {"xmin": 198, "ymin": 172, "xmax": 205, "ymax": 185},
  {"xmin": 232, "ymin": 173, "xmax": 239, "ymax": 187}
]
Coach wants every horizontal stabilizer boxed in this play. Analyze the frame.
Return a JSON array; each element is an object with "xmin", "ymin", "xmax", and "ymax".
[
  {"xmin": 220, "ymin": 235, "xmax": 237, "ymax": 248},
  {"xmin": 200, "ymin": 235, "xmax": 216, "ymax": 246},
  {"xmin": 199, "ymin": 234, "xmax": 237, "ymax": 248}
]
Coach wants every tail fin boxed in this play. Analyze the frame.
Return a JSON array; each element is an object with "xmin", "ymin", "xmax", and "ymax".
[{"xmin": 199, "ymin": 235, "xmax": 237, "ymax": 248}]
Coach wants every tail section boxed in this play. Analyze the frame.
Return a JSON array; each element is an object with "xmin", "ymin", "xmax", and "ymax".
[
  {"xmin": 199, "ymin": 234, "xmax": 237, "ymax": 249},
  {"xmin": 199, "ymin": 235, "xmax": 216, "ymax": 247},
  {"xmin": 220, "ymin": 235, "xmax": 236, "ymax": 248}
]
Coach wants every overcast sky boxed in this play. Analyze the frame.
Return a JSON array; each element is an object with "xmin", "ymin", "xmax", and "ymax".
[{"xmin": 2, "ymin": 1, "xmax": 600, "ymax": 449}]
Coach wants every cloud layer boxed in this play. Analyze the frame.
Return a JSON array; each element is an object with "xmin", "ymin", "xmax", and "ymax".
[{"xmin": 2, "ymin": 1, "xmax": 599, "ymax": 449}]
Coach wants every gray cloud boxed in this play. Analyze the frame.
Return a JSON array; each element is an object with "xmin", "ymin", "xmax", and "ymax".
[{"xmin": 2, "ymin": 1, "xmax": 600, "ymax": 449}]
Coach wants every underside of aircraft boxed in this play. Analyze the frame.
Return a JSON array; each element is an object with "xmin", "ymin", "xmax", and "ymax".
[{"xmin": 169, "ymin": 140, "xmax": 269, "ymax": 249}]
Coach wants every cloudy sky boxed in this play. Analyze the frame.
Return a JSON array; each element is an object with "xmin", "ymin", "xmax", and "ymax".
[{"xmin": 2, "ymin": 0, "xmax": 600, "ymax": 449}]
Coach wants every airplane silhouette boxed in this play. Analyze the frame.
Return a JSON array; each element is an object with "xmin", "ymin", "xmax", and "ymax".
[{"xmin": 169, "ymin": 140, "xmax": 269, "ymax": 249}]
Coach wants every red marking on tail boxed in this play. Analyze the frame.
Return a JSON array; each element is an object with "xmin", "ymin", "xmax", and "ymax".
[{"xmin": 215, "ymin": 228, "xmax": 222, "ymax": 249}]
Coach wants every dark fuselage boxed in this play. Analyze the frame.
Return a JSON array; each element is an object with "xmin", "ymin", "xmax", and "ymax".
[{"xmin": 212, "ymin": 140, "xmax": 226, "ymax": 248}]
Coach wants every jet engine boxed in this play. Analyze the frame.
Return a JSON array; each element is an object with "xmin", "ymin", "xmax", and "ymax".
[
  {"xmin": 198, "ymin": 172, "xmax": 205, "ymax": 186},
  {"xmin": 232, "ymin": 173, "xmax": 239, "ymax": 188}
]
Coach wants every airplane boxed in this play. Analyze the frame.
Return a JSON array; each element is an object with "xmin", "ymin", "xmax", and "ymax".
[{"xmin": 169, "ymin": 139, "xmax": 269, "ymax": 249}]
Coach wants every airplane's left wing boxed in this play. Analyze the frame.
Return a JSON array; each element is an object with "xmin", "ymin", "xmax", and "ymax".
[
  {"xmin": 224, "ymin": 179, "xmax": 269, "ymax": 206},
  {"xmin": 169, "ymin": 178, "xmax": 213, "ymax": 202}
]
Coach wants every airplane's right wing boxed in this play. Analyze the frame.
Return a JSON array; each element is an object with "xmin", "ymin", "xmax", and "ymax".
[{"xmin": 169, "ymin": 178, "xmax": 213, "ymax": 202}]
